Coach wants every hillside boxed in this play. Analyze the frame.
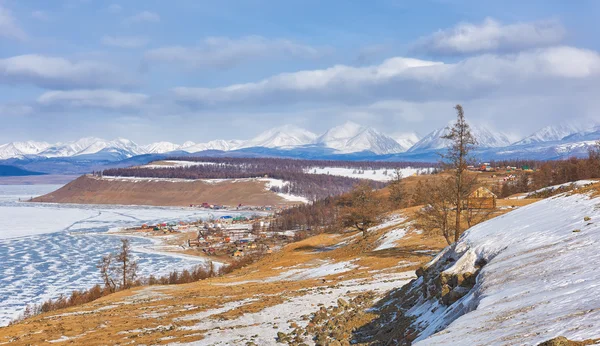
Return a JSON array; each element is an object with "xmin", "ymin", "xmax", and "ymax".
[
  {"xmin": 0, "ymin": 210, "xmax": 447, "ymax": 345},
  {"xmin": 32, "ymin": 175, "xmax": 305, "ymax": 207},
  {"xmin": 0, "ymin": 193, "xmax": 554, "ymax": 345},
  {"xmin": 367, "ymin": 183, "xmax": 600, "ymax": 345}
]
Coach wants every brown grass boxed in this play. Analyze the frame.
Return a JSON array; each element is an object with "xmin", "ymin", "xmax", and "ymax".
[
  {"xmin": 32, "ymin": 175, "xmax": 300, "ymax": 207},
  {"xmin": 0, "ymin": 198, "xmax": 541, "ymax": 345}
]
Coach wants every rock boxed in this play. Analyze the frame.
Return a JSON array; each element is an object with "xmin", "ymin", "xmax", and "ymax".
[
  {"xmin": 315, "ymin": 334, "xmax": 328, "ymax": 345},
  {"xmin": 337, "ymin": 298, "xmax": 348, "ymax": 308},
  {"xmin": 276, "ymin": 332, "xmax": 288, "ymax": 343},
  {"xmin": 461, "ymin": 272, "xmax": 477, "ymax": 288},
  {"xmin": 537, "ymin": 336, "xmax": 594, "ymax": 346},
  {"xmin": 416, "ymin": 267, "xmax": 425, "ymax": 277},
  {"xmin": 442, "ymin": 286, "xmax": 470, "ymax": 305},
  {"xmin": 441, "ymin": 284, "xmax": 451, "ymax": 297}
]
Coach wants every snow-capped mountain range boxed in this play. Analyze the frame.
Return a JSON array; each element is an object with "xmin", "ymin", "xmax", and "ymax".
[
  {"xmin": 0, "ymin": 122, "xmax": 415, "ymax": 160},
  {"xmin": 2, "ymin": 120, "xmax": 600, "ymax": 162},
  {"xmin": 408, "ymin": 122, "xmax": 512, "ymax": 153}
]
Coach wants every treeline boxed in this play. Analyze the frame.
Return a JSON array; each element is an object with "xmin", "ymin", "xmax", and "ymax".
[
  {"xmin": 496, "ymin": 148, "xmax": 600, "ymax": 197},
  {"xmin": 266, "ymin": 172, "xmax": 385, "ymax": 200},
  {"xmin": 268, "ymin": 196, "xmax": 340, "ymax": 232},
  {"xmin": 166, "ymin": 156, "xmax": 434, "ymax": 170},
  {"xmin": 101, "ymin": 157, "xmax": 412, "ymax": 200}
]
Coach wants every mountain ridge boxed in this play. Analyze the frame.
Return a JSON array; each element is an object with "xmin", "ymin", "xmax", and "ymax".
[{"xmin": 2, "ymin": 120, "xmax": 600, "ymax": 165}]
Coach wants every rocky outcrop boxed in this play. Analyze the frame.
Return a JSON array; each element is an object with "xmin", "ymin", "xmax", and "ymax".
[
  {"xmin": 275, "ymin": 292, "xmax": 377, "ymax": 345},
  {"xmin": 537, "ymin": 336, "xmax": 597, "ymax": 346}
]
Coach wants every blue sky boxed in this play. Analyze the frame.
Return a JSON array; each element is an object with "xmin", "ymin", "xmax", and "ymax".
[{"xmin": 1, "ymin": 0, "xmax": 600, "ymax": 144}]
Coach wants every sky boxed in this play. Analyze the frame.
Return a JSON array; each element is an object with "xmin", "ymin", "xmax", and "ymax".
[{"xmin": 1, "ymin": 0, "xmax": 600, "ymax": 145}]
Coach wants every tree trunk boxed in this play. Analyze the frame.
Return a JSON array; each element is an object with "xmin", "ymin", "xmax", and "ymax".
[
  {"xmin": 455, "ymin": 173, "xmax": 462, "ymax": 243},
  {"xmin": 122, "ymin": 261, "xmax": 127, "ymax": 288}
]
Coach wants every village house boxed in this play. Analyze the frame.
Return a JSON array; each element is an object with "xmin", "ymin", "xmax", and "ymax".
[{"xmin": 467, "ymin": 186, "xmax": 497, "ymax": 209}]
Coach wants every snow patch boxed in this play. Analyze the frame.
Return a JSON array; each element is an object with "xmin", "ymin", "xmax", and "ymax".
[{"xmin": 374, "ymin": 227, "xmax": 408, "ymax": 251}]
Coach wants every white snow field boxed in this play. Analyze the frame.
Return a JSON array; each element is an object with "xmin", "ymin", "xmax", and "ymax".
[
  {"xmin": 0, "ymin": 185, "xmax": 253, "ymax": 326},
  {"xmin": 524, "ymin": 179, "xmax": 598, "ymax": 198},
  {"xmin": 413, "ymin": 192, "xmax": 600, "ymax": 345},
  {"xmin": 304, "ymin": 167, "xmax": 433, "ymax": 182}
]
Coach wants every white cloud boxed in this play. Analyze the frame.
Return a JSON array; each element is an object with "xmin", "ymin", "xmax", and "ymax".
[
  {"xmin": 145, "ymin": 36, "xmax": 326, "ymax": 69},
  {"xmin": 0, "ymin": 103, "xmax": 34, "ymax": 117},
  {"xmin": 101, "ymin": 35, "xmax": 149, "ymax": 48},
  {"xmin": 0, "ymin": 54, "xmax": 136, "ymax": 89},
  {"xmin": 0, "ymin": 4, "xmax": 27, "ymax": 41},
  {"xmin": 31, "ymin": 10, "xmax": 49, "ymax": 21},
  {"xmin": 37, "ymin": 90, "xmax": 148, "ymax": 110},
  {"xmin": 172, "ymin": 46, "xmax": 600, "ymax": 107},
  {"xmin": 108, "ymin": 4, "xmax": 122, "ymax": 13},
  {"xmin": 125, "ymin": 11, "xmax": 160, "ymax": 24},
  {"xmin": 415, "ymin": 18, "xmax": 565, "ymax": 55}
]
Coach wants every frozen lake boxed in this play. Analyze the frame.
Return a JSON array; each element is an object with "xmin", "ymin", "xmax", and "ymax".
[{"xmin": 0, "ymin": 184, "xmax": 251, "ymax": 326}]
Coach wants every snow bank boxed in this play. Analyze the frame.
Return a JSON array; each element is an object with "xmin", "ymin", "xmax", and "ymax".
[
  {"xmin": 368, "ymin": 215, "xmax": 406, "ymax": 232},
  {"xmin": 525, "ymin": 179, "xmax": 598, "ymax": 198},
  {"xmin": 260, "ymin": 178, "xmax": 309, "ymax": 204},
  {"xmin": 374, "ymin": 227, "xmax": 408, "ymax": 251},
  {"xmin": 269, "ymin": 260, "xmax": 358, "ymax": 281},
  {"xmin": 412, "ymin": 192, "xmax": 600, "ymax": 345}
]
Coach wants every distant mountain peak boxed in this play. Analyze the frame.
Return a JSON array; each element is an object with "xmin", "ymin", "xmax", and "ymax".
[
  {"xmin": 514, "ymin": 120, "xmax": 597, "ymax": 146},
  {"xmin": 240, "ymin": 125, "xmax": 317, "ymax": 149},
  {"xmin": 317, "ymin": 123, "xmax": 405, "ymax": 154},
  {"xmin": 408, "ymin": 121, "xmax": 511, "ymax": 152}
]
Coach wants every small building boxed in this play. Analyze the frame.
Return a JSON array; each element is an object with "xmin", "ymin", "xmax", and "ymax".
[
  {"xmin": 467, "ymin": 187, "xmax": 497, "ymax": 209},
  {"xmin": 219, "ymin": 216, "xmax": 234, "ymax": 224}
]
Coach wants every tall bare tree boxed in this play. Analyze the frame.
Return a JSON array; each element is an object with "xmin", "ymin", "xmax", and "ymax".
[
  {"xmin": 115, "ymin": 239, "xmax": 138, "ymax": 289},
  {"xmin": 441, "ymin": 105, "xmax": 477, "ymax": 242},
  {"xmin": 97, "ymin": 254, "xmax": 116, "ymax": 292}
]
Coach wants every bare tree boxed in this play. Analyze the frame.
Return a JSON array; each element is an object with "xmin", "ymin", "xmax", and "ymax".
[
  {"xmin": 114, "ymin": 239, "xmax": 138, "ymax": 289},
  {"xmin": 441, "ymin": 105, "xmax": 477, "ymax": 242},
  {"xmin": 338, "ymin": 182, "xmax": 382, "ymax": 237},
  {"xmin": 415, "ymin": 178, "xmax": 456, "ymax": 245},
  {"xmin": 97, "ymin": 254, "xmax": 117, "ymax": 292},
  {"xmin": 388, "ymin": 169, "xmax": 405, "ymax": 208}
]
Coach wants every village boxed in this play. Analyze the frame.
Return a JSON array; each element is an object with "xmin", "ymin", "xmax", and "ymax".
[{"xmin": 114, "ymin": 212, "xmax": 298, "ymax": 263}]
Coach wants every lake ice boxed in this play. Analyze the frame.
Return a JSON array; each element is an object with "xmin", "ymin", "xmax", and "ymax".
[{"xmin": 0, "ymin": 184, "xmax": 251, "ymax": 326}]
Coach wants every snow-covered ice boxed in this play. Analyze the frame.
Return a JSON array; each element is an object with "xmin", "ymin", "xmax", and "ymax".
[{"xmin": 0, "ymin": 184, "xmax": 253, "ymax": 326}]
